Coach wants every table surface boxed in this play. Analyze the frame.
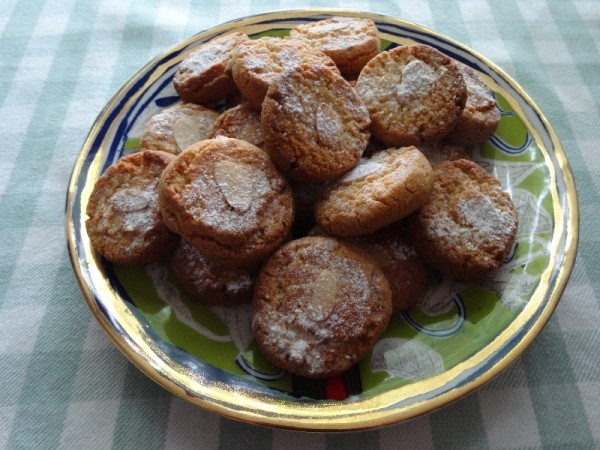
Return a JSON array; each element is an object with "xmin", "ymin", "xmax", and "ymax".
[{"xmin": 1, "ymin": 0, "xmax": 598, "ymax": 448}]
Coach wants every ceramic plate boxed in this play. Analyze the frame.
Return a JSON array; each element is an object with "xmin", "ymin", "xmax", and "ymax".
[{"xmin": 66, "ymin": 10, "xmax": 578, "ymax": 431}]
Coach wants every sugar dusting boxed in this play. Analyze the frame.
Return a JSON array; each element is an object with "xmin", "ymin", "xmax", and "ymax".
[
  {"xmin": 362, "ymin": 240, "xmax": 417, "ymax": 268},
  {"xmin": 396, "ymin": 59, "xmax": 439, "ymax": 102},
  {"xmin": 295, "ymin": 18, "xmax": 371, "ymax": 47},
  {"xmin": 177, "ymin": 240, "xmax": 254, "ymax": 298},
  {"xmin": 179, "ymin": 34, "xmax": 238, "ymax": 75},
  {"xmin": 428, "ymin": 189, "xmax": 517, "ymax": 252},
  {"xmin": 308, "ymin": 21, "xmax": 347, "ymax": 34},
  {"xmin": 277, "ymin": 46, "xmax": 301, "ymax": 69},
  {"xmin": 255, "ymin": 239, "xmax": 378, "ymax": 375},
  {"xmin": 183, "ymin": 158, "xmax": 273, "ymax": 234},
  {"xmin": 224, "ymin": 276, "xmax": 253, "ymax": 296},
  {"xmin": 241, "ymin": 54, "xmax": 267, "ymax": 71},
  {"xmin": 454, "ymin": 191, "xmax": 513, "ymax": 239},
  {"xmin": 461, "ymin": 65, "xmax": 495, "ymax": 109},
  {"xmin": 109, "ymin": 185, "xmax": 156, "ymax": 234},
  {"xmin": 181, "ymin": 46, "xmax": 221, "ymax": 74},
  {"xmin": 277, "ymin": 81, "xmax": 304, "ymax": 115}
]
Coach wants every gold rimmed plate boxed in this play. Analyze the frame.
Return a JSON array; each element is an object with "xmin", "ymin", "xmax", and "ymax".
[{"xmin": 66, "ymin": 9, "xmax": 578, "ymax": 431}]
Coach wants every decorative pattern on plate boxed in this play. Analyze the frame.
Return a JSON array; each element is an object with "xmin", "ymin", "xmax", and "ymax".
[{"xmin": 67, "ymin": 10, "xmax": 578, "ymax": 430}]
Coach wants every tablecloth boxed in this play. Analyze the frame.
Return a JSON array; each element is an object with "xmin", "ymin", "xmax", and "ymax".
[{"xmin": 1, "ymin": 0, "xmax": 598, "ymax": 448}]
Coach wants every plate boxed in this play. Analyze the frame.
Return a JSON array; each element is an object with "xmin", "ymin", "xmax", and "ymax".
[{"xmin": 66, "ymin": 9, "xmax": 578, "ymax": 431}]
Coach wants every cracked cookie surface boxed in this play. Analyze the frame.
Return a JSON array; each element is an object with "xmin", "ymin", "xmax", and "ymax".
[
  {"xmin": 355, "ymin": 43, "xmax": 467, "ymax": 147},
  {"xmin": 232, "ymin": 37, "xmax": 339, "ymax": 109},
  {"xmin": 262, "ymin": 63, "xmax": 370, "ymax": 183},
  {"xmin": 86, "ymin": 150, "xmax": 178, "ymax": 266},
  {"xmin": 252, "ymin": 236, "xmax": 392, "ymax": 379},
  {"xmin": 174, "ymin": 31, "xmax": 249, "ymax": 105},
  {"xmin": 407, "ymin": 158, "xmax": 518, "ymax": 280},
  {"xmin": 158, "ymin": 136, "xmax": 294, "ymax": 265},
  {"xmin": 289, "ymin": 16, "xmax": 379, "ymax": 78}
]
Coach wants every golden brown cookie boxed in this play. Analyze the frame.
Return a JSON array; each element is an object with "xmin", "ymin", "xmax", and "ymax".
[
  {"xmin": 86, "ymin": 150, "xmax": 178, "ymax": 266},
  {"xmin": 314, "ymin": 146, "xmax": 434, "ymax": 237},
  {"xmin": 231, "ymin": 37, "xmax": 340, "ymax": 109},
  {"xmin": 347, "ymin": 223, "xmax": 429, "ymax": 313},
  {"xmin": 355, "ymin": 44, "xmax": 467, "ymax": 146},
  {"xmin": 262, "ymin": 63, "xmax": 370, "ymax": 182},
  {"xmin": 170, "ymin": 239, "xmax": 256, "ymax": 305},
  {"xmin": 173, "ymin": 32, "xmax": 249, "ymax": 105},
  {"xmin": 407, "ymin": 158, "xmax": 518, "ymax": 280},
  {"xmin": 444, "ymin": 62, "xmax": 501, "ymax": 144},
  {"xmin": 158, "ymin": 136, "xmax": 294, "ymax": 265},
  {"xmin": 208, "ymin": 102, "xmax": 264, "ymax": 148},
  {"xmin": 139, "ymin": 102, "xmax": 219, "ymax": 155},
  {"xmin": 289, "ymin": 16, "xmax": 380, "ymax": 78},
  {"xmin": 252, "ymin": 236, "xmax": 392, "ymax": 379},
  {"xmin": 417, "ymin": 142, "xmax": 470, "ymax": 166}
]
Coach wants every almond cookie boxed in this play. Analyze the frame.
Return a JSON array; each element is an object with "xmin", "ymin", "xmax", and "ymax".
[
  {"xmin": 314, "ymin": 146, "xmax": 434, "ymax": 237},
  {"xmin": 355, "ymin": 43, "xmax": 467, "ymax": 147},
  {"xmin": 231, "ymin": 37, "xmax": 340, "ymax": 109},
  {"xmin": 252, "ymin": 236, "xmax": 392, "ymax": 379},
  {"xmin": 208, "ymin": 102, "xmax": 264, "ymax": 148},
  {"xmin": 86, "ymin": 150, "xmax": 178, "ymax": 266},
  {"xmin": 170, "ymin": 239, "xmax": 256, "ymax": 305},
  {"xmin": 158, "ymin": 136, "xmax": 294, "ymax": 265},
  {"xmin": 407, "ymin": 158, "xmax": 518, "ymax": 281},
  {"xmin": 139, "ymin": 102, "xmax": 219, "ymax": 155},
  {"xmin": 262, "ymin": 63, "xmax": 370, "ymax": 182},
  {"xmin": 289, "ymin": 16, "xmax": 379, "ymax": 78},
  {"xmin": 444, "ymin": 62, "xmax": 501, "ymax": 144},
  {"xmin": 173, "ymin": 32, "xmax": 250, "ymax": 105},
  {"xmin": 347, "ymin": 223, "xmax": 429, "ymax": 313}
]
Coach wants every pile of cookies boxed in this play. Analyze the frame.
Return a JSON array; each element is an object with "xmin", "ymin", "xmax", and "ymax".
[{"xmin": 86, "ymin": 16, "xmax": 518, "ymax": 380}]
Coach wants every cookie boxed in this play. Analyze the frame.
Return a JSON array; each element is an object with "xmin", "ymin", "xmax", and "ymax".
[
  {"xmin": 208, "ymin": 102, "xmax": 264, "ymax": 148},
  {"xmin": 139, "ymin": 102, "xmax": 219, "ymax": 155},
  {"xmin": 231, "ymin": 37, "xmax": 340, "ymax": 109},
  {"xmin": 417, "ymin": 142, "xmax": 470, "ymax": 166},
  {"xmin": 347, "ymin": 223, "xmax": 429, "ymax": 313},
  {"xmin": 170, "ymin": 238, "xmax": 256, "ymax": 305},
  {"xmin": 262, "ymin": 63, "xmax": 370, "ymax": 182},
  {"xmin": 173, "ymin": 32, "xmax": 249, "ymax": 105},
  {"xmin": 314, "ymin": 146, "xmax": 434, "ymax": 237},
  {"xmin": 252, "ymin": 236, "xmax": 392, "ymax": 379},
  {"xmin": 444, "ymin": 62, "xmax": 501, "ymax": 144},
  {"xmin": 289, "ymin": 16, "xmax": 379, "ymax": 78},
  {"xmin": 158, "ymin": 136, "xmax": 294, "ymax": 265},
  {"xmin": 407, "ymin": 158, "xmax": 518, "ymax": 280},
  {"xmin": 86, "ymin": 150, "xmax": 178, "ymax": 266},
  {"xmin": 355, "ymin": 43, "xmax": 467, "ymax": 147}
]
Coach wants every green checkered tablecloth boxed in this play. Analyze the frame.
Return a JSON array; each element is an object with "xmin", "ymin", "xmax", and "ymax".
[{"xmin": 1, "ymin": 0, "xmax": 597, "ymax": 448}]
